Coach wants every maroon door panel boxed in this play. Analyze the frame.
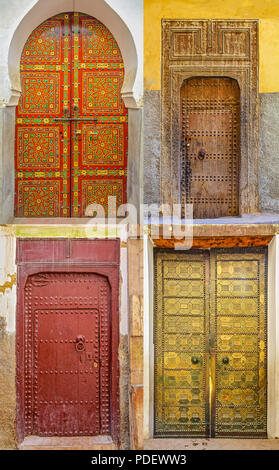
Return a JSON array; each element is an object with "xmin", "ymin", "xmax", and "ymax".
[
  {"xmin": 16, "ymin": 239, "xmax": 120, "ymax": 264},
  {"xmin": 16, "ymin": 239, "xmax": 120, "ymax": 442}
]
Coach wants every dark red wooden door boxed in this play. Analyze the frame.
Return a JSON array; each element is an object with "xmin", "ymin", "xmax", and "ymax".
[
  {"xmin": 25, "ymin": 272, "xmax": 110, "ymax": 436},
  {"xmin": 15, "ymin": 12, "xmax": 128, "ymax": 217}
]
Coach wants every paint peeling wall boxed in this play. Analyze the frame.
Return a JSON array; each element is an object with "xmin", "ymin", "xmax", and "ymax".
[{"xmin": 0, "ymin": 228, "xmax": 16, "ymax": 448}]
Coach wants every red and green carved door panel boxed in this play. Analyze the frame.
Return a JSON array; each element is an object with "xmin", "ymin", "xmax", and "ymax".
[{"xmin": 15, "ymin": 12, "xmax": 128, "ymax": 217}]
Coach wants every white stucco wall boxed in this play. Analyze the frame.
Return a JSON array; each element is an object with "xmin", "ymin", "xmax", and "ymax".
[
  {"xmin": 0, "ymin": 0, "xmax": 35, "ymax": 106},
  {"xmin": 0, "ymin": 0, "xmax": 143, "ymax": 107}
]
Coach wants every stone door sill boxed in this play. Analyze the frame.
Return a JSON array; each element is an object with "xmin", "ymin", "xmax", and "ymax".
[
  {"xmin": 144, "ymin": 438, "xmax": 279, "ymax": 450},
  {"xmin": 18, "ymin": 435, "xmax": 118, "ymax": 450}
]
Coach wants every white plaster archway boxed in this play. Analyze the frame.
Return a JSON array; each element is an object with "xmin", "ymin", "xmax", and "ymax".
[{"xmin": 8, "ymin": 0, "xmax": 139, "ymax": 108}]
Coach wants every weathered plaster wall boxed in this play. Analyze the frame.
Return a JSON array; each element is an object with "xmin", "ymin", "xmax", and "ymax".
[
  {"xmin": 0, "ymin": 229, "xmax": 16, "ymax": 449},
  {"xmin": 0, "ymin": 107, "xmax": 15, "ymax": 223},
  {"xmin": 268, "ymin": 235, "xmax": 279, "ymax": 438},
  {"xmin": 259, "ymin": 94, "xmax": 279, "ymax": 213},
  {"xmin": 144, "ymin": 0, "xmax": 279, "ymax": 93},
  {"xmin": 143, "ymin": 91, "xmax": 160, "ymax": 205},
  {"xmin": 128, "ymin": 238, "xmax": 143, "ymax": 450},
  {"xmin": 0, "ymin": 326, "xmax": 16, "ymax": 449},
  {"xmin": 0, "ymin": 0, "xmax": 36, "ymax": 106}
]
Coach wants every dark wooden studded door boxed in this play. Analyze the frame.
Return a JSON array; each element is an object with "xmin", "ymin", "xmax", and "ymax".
[
  {"xmin": 180, "ymin": 77, "xmax": 240, "ymax": 219},
  {"xmin": 24, "ymin": 272, "xmax": 110, "ymax": 436},
  {"xmin": 15, "ymin": 12, "xmax": 128, "ymax": 217},
  {"xmin": 154, "ymin": 248, "xmax": 267, "ymax": 437}
]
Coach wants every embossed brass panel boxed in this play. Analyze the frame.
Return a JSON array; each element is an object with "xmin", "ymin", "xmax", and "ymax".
[
  {"xmin": 154, "ymin": 251, "xmax": 210, "ymax": 436},
  {"xmin": 154, "ymin": 248, "xmax": 267, "ymax": 437}
]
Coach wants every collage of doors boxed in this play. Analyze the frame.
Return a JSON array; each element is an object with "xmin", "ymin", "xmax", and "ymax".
[{"xmin": 3, "ymin": 0, "xmax": 279, "ymax": 452}]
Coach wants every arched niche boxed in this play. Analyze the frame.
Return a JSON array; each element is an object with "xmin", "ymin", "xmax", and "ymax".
[{"xmin": 8, "ymin": 0, "xmax": 139, "ymax": 108}]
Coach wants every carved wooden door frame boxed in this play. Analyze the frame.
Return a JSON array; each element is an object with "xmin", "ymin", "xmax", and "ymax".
[
  {"xmin": 161, "ymin": 20, "xmax": 259, "ymax": 216},
  {"xmin": 16, "ymin": 238, "xmax": 120, "ymax": 444}
]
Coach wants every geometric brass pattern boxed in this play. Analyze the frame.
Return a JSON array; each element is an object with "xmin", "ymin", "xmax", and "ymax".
[
  {"xmin": 154, "ymin": 248, "xmax": 267, "ymax": 437},
  {"xmin": 213, "ymin": 249, "xmax": 267, "ymax": 437},
  {"xmin": 154, "ymin": 250, "xmax": 210, "ymax": 436}
]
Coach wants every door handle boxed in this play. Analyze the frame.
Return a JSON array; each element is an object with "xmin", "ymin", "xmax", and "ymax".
[
  {"xmin": 191, "ymin": 356, "xmax": 199, "ymax": 365},
  {"xmin": 75, "ymin": 335, "xmax": 85, "ymax": 352},
  {"xmin": 222, "ymin": 356, "xmax": 229, "ymax": 365},
  {"xmin": 198, "ymin": 149, "xmax": 206, "ymax": 160}
]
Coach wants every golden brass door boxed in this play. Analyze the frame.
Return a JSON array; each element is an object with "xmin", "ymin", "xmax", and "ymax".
[{"xmin": 154, "ymin": 248, "xmax": 267, "ymax": 437}]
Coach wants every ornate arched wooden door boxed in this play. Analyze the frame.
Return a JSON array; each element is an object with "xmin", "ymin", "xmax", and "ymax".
[{"xmin": 15, "ymin": 12, "xmax": 128, "ymax": 217}]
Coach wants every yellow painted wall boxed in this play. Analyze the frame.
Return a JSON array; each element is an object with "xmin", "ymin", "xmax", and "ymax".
[{"xmin": 144, "ymin": 0, "xmax": 279, "ymax": 92}]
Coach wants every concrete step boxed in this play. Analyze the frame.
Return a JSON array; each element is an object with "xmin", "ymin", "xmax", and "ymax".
[
  {"xmin": 144, "ymin": 438, "xmax": 279, "ymax": 450},
  {"xmin": 18, "ymin": 435, "xmax": 118, "ymax": 450}
]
